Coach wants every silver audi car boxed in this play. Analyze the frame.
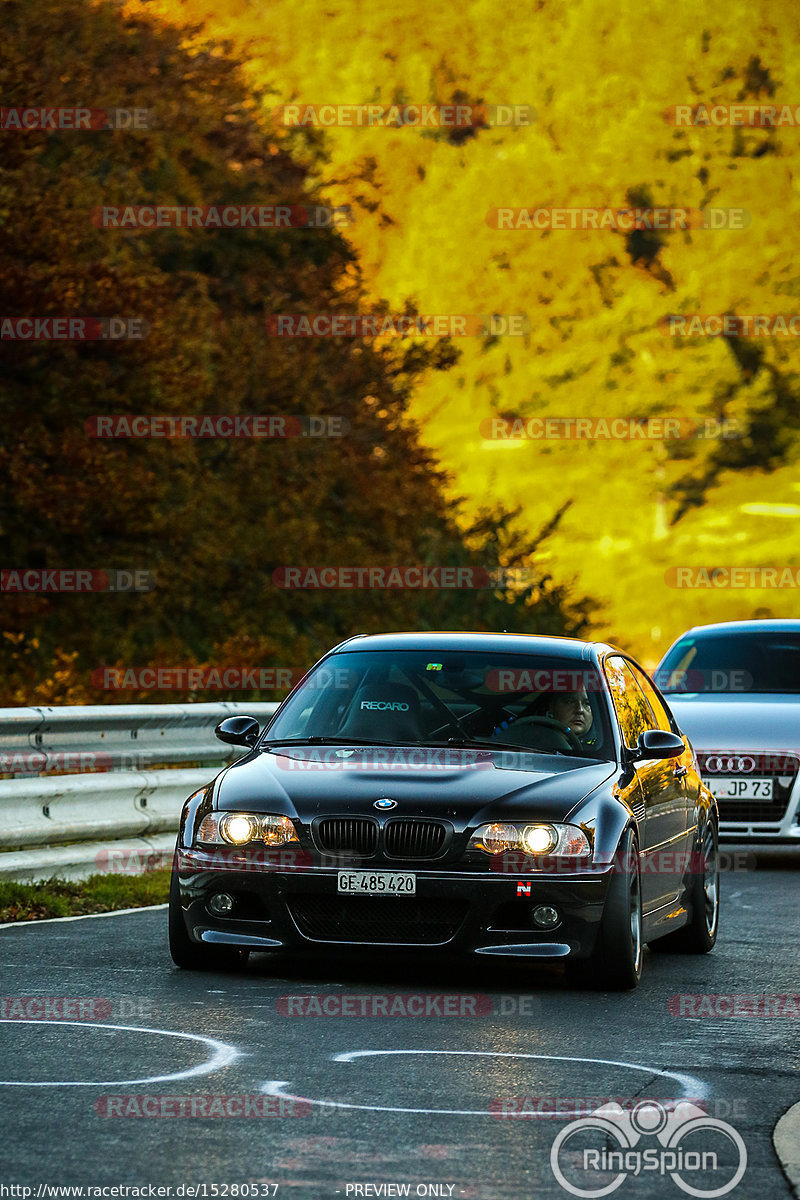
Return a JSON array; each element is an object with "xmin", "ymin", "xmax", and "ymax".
[{"xmin": 655, "ymin": 619, "xmax": 800, "ymax": 843}]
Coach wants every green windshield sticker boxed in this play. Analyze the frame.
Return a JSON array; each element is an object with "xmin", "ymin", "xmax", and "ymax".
[{"xmin": 426, "ymin": 662, "xmax": 443, "ymax": 671}]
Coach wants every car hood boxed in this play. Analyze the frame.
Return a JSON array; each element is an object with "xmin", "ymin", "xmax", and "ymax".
[
  {"xmin": 213, "ymin": 744, "xmax": 616, "ymax": 824},
  {"xmin": 667, "ymin": 694, "xmax": 800, "ymax": 751}
]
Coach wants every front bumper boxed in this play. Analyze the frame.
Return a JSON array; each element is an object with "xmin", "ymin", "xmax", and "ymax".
[{"xmin": 174, "ymin": 848, "xmax": 614, "ymax": 960}]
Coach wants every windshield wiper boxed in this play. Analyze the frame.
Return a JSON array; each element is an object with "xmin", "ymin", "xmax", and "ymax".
[
  {"xmin": 262, "ymin": 736, "xmax": 415, "ymax": 749},
  {"xmin": 419, "ymin": 737, "xmax": 553, "ymax": 755}
]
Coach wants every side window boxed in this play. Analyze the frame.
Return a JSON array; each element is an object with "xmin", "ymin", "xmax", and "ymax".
[
  {"xmin": 630, "ymin": 663, "xmax": 673, "ymax": 732},
  {"xmin": 604, "ymin": 657, "xmax": 658, "ymax": 749}
]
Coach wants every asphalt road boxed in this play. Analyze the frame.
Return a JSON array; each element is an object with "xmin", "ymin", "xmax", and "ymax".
[{"xmin": 0, "ymin": 848, "xmax": 798, "ymax": 1200}]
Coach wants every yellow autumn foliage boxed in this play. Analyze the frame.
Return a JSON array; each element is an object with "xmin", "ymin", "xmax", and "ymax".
[{"xmin": 135, "ymin": 0, "xmax": 800, "ymax": 662}]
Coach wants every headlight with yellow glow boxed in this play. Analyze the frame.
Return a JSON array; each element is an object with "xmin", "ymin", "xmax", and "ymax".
[
  {"xmin": 220, "ymin": 813, "xmax": 261, "ymax": 845},
  {"xmin": 468, "ymin": 822, "xmax": 590, "ymax": 858},
  {"xmin": 520, "ymin": 824, "xmax": 559, "ymax": 855},
  {"xmin": 195, "ymin": 811, "xmax": 299, "ymax": 847}
]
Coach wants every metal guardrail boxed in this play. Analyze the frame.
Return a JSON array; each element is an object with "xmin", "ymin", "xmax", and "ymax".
[{"xmin": 0, "ymin": 703, "xmax": 279, "ymax": 882}]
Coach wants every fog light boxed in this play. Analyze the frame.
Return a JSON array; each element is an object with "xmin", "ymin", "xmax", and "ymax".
[
  {"xmin": 209, "ymin": 892, "xmax": 234, "ymax": 915},
  {"xmin": 532, "ymin": 904, "xmax": 560, "ymax": 929}
]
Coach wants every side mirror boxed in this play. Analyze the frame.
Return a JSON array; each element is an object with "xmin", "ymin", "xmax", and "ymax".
[
  {"xmin": 632, "ymin": 729, "xmax": 684, "ymax": 761},
  {"xmin": 215, "ymin": 715, "xmax": 260, "ymax": 747}
]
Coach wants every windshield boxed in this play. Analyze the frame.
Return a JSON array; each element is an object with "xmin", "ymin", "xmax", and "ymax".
[
  {"xmin": 263, "ymin": 649, "xmax": 614, "ymax": 760},
  {"xmin": 656, "ymin": 631, "xmax": 800, "ymax": 694}
]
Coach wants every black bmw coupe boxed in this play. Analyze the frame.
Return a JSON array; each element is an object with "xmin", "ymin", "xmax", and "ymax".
[{"xmin": 169, "ymin": 632, "xmax": 719, "ymax": 989}]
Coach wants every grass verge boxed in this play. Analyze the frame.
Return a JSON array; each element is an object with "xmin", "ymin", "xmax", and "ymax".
[{"xmin": 0, "ymin": 869, "xmax": 171, "ymax": 922}]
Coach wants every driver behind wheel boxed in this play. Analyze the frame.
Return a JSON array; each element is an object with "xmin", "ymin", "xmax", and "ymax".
[{"xmin": 543, "ymin": 687, "xmax": 598, "ymax": 750}]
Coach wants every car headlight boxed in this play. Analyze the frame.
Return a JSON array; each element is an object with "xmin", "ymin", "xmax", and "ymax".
[
  {"xmin": 220, "ymin": 813, "xmax": 261, "ymax": 845},
  {"xmin": 468, "ymin": 822, "xmax": 590, "ymax": 858},
  {"xmin": 469, "ymin": 822, "xmax": 521, "ymax": 854},
  {"xmin": 195, "ymin": 812, "xmax": 299, "ymax": 847},
  {"xmin": 520, "ymin": 824, "xmax": 558, "ymax": 855}
]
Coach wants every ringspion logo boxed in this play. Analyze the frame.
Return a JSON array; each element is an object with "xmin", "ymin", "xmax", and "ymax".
[{"xmin": 550, "ymin": 1101, "xmax": 746, "ymax": 1198}]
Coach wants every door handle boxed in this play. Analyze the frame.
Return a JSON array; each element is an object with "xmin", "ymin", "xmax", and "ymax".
[{"xmin": 673, "ymin": 764, "xmax": 689, "ymax": 779}]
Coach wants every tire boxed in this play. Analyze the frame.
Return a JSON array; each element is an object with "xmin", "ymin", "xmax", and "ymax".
[
  {"xmin": 168, "ymin": 866, "xmax": 250, "ymax": 971},
  {"xmin": 648, "ymin": 818, "xmax": 719, "ymax": 954},
  {"xmin": 566, "ymin": 828, "xmax": 643, "ymax": 991}
]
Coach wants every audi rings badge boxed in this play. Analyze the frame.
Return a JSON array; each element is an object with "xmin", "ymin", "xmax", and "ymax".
[{"xmin": 703, "ymin": 755, "xmax": 756, "ymax": 774}]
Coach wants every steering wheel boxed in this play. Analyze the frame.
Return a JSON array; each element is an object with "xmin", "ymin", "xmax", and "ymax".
[
  {"xmin": 427, "ymin": 705, "xmax": 493, "ymax": 741},
  {"xmin": 500, "ymin": 714, "xmax": 584, "ymax": 753}
]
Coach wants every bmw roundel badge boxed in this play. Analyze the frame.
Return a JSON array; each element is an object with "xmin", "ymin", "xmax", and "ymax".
[{"xmin": 374, "ymin": 798, "xmax": 397, "ymax": 810}]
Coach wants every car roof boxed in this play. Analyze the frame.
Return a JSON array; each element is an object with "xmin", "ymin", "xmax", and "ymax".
[
  {"xmin": 330, "ymin": 631, "xmax": 620, "ymax": 660},
  {"xmin": 672, "ymin": 619, "xmax": 800, "ymax": 637}
]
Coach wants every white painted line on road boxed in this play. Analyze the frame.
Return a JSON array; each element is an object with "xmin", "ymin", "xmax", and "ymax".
[
  {"xmin": 774, "ymin": 1101, "xmax": 800, "ymax": 1198},
  {"xmin": 261, "ymin": 1049, "xmax": 707, "ymax": 1117},
  {"xmin": 0, "ymin": 1019, "xmax": 240, "ymax": 1087},
  {"xmin": 0, "ymin": 904, "xmax": 168, "ymax": 930}
]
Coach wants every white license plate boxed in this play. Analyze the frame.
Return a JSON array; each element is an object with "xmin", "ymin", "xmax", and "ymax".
[
  {"xmin": 713, "ymin": 777, "xmax": 774, "ymax": 800},
  {"xmin": 337, "ymin": 871, "xmax": 416, "ymax": 895}
]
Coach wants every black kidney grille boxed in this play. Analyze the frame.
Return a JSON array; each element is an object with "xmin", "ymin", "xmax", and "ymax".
[
  {"xmin": 317, "ymin": 818, "xmax": 378, "ymax": 855},
  {"xmin": 384, "ymin": 819, "xmax": 447, "ymax": 859},
  {"xmin": 287, "ymin": 895, "xmax": 467, "ymax": 945}
]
